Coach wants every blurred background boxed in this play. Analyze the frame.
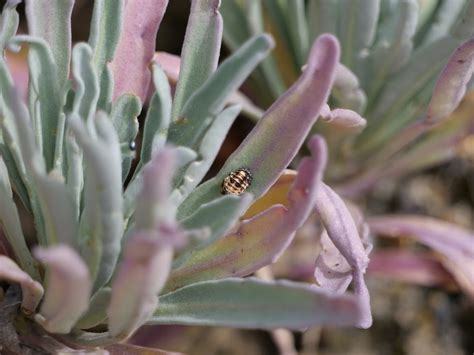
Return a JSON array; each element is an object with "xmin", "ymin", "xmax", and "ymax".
[{"xmin": 2, "ymin": 0, "xmax": 473, "ymax": 354}]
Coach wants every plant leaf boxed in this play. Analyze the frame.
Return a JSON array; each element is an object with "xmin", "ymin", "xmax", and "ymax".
[
  {"xmin": 10, "ymin": 35, "xmax": 61, "ymax": 172},
  {"xmin": 151, "ymin": 278, "xmax": 364, "ymax": 329},
  {"xmin": 178, "ymin": 34, "xmax": 340, "ymax": 220},
  {"xmin": 172, "ymin": 0, "xmax": 223, "ymax": 120},
  {"xmin": 141, "ymin": 63, "xmax": 172, "ymax": 166},
  {"xmin": 25, "ymin": 0, "xmax": 74, "ymax": 87},
  {"xmin": 0, "ymin": 1, "xmax": 19, "ymax": 50},
  {"xmin": 425, "ymin": 37, "xmax": 474, "ymax": 123},
  {"xmin": 0, "ymin": 255, "xmax": 43, "ymax": 317},
  {"xmin": 368, "ymin": 215, "xmax": 474, "ymax": 298},
  {"xmin": 88, "ymin": 0, "xmax": 124, "ymax": 110},
  {"xmin": 34, "ymin": 246, "xmax": 91, "ymax": 333},
  {"xmin": 71, "ymin": 42, "xmax": 100, "ymax": 123},
  {"xmin": 167, "ymin": 136, "xmax": 327, "ymax": 292},
  {"xmin": 110, "ymin": 0, "xmax": 168, "ymax": 103},
  {"xmin": 69, "ymin": 112, "xmax": 123, "ymax": 291},
  {"xmin": 167, "ymin": 34, "xmax": 273, "ymax": 150}
]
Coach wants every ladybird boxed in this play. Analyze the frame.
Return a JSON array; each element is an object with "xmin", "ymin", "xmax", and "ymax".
[{"xmin": 221, "ymin": 168, "xmax": 252, "ymax": 195}]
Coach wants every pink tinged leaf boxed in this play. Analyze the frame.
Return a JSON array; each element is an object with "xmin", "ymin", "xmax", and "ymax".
[
  {"xmin": 134, "ymin": 146, "xmax": 177, "ymax": 232},
  {"xmin": 110, "ymin": 0, "xmax": 169, "ymax": 103},
  {"xmin": 0, "ymin": 255, "xmax": 44, "ymax": 316},
  {"xmin": 33, "ymin": 246, "xmax": 92, "ymax": 333},
  {"xmin": 314, "ymin": 184, "xmax": 369, "ymax": 272},
  {"xmin": 367, "ymin": 249, "xmax": 455, "ymax": 287},
  {"xmin": 224, "ymin": 35, "xmax": 338, "ymax": 194},
  {"xmin": 426, "ymin": 37, "xmax": 474, "ymax": 123},
  {"xmin": 107, "ymin": 232, "xmax": 174, "ymax": 339},
  {"xmin": 319, "ymin": 104, "xmax": 367, "ymax": 130},
  {"xmin": 313, "ymin": 184, "xmax": 372, "ymax": 328},
  {"xmin": 352, "ymin": 270, "xmax": 372, "ymax": 329},
  {"xmin": 178, "ymin": 34, "xmax": 340, "ymax": 218},
  {"xmin": 368, "ymin": 215, "xmax": 474, "ymax": 299},
  {"xmin": 108, "ymin": 147, "xmax": 182, "ymax": 338},
  {"xmin": 314, "ymin": 231, "xmax": 353, "ymax": 294},
  {"xmin": 165, "ymin": 136, "xmax": 328, "ymax": 291},
  {"xmin": 153, "ymin": 52, "xmax": 180, "ymax": 84}
]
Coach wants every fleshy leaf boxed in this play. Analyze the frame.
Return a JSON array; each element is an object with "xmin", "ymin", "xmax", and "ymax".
[
  {"xmin": 34, "ymin": 246, "xmax": 91, "ymax": 333},
  {"xmin": 166, "ymin": 136, "xmax": 327, "ymax": 291},
  {"xmin": 172, "ymin": 0, "xmax": 223, "ymax": 119},
  {"xmin": 25, "ymin": 0, "xmax": 74, "ymax": 86},
  {"xmin": 425, "ymin": 37, "xmax": 474, "ymax": 123},
  {"xmin": 69, "ymin": 112, "xmax": 123, "ymax": 290},
  {"xmin": 71, "ymin": 42, "xmax": 100, "ymax": 124},
  {"xmin": 141, "ymin": 63, "xmax": 172, "ymax": 166},
  {"xmin": 368, "ymin": 215, "xmax": 474, "ymax": 298},
  {"xmin": 76, "ymin": 287, "xmax": 111, "ymax": 330},
  {"xmin": 109, "ymin": 147, "xmax": 181, "ymax": 338},
  {"xmin": 151, "ymin": 278, "xmax": 363, "ymax": 329},
  {"xmin": 0, "ymin": 157, "xmax": 38, "ymax": 279},
  {"xmin": 178, "ymin": 34, "xmax": 340, "ymax": 220},
  {"xmin": 172, "ymin": 104, "xmax": 241, "ymax": 203},
  {"xmin": 0, "ymin": 255, "xmax": 43, "ymax": 316},
  {"xmin": 368, "ymin": 249, "xmax": 454, "ymax": 287},
  {"xmin": 0, "ymin": 0, "xmax": 19, "ymax": 50},
  {"xmin": 134, "ymin": 146, "xmax": 177, "ymax": 231},
  {"xmin": 88, "ymin": 0, "xmax": 124, "ymax": 109},
  {"xmin": 339, "ymin": 0, "xmax": 379, "ymax": 70},
  {"xmin": 107, "ymin": 232, "xmax": 174, "ymax": 339},
  {"xmin": 32, "ymin": 169, "xmax": 79, "ymax": 247},
  {"xmin": 332, "ymin": 63, "xmax": 367, "ymax": 113},
  {"xmin": 320, "ymin": 104, "xmax": 367, "ymax": 130},
  {"xmin": 178, "ymin": 193, "xmax": 253, "ymax": 248},
  {"xmin": 368, "ymin": 0, "xmax": 418, "ymax": 96},
  {"xmin": 110, "ymin": 0, "xmax": 168, "ymax": 103},
  {"xmin": 314, "ymin": 231, "xmax": 353, "ymax": 294},
  {"xmin": 10, "ymin": 36, "xmax": 61, "ymax": 172},
  {"xmin": 167, "ymin": 34, "xmax": 273, "ymax": 150},
  {"xmin": 314, "ymin": 184, "xmax": 369, "ymax": 272},
  {"xmin": 109, "ymin": 94, "xmax": 141, "ymax": 180}
]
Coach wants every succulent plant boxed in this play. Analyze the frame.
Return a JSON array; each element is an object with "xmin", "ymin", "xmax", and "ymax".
[
  {"xmin": 0, "ymin": 0, "xmax": 379, "ymax": 353},
  {"xmin": 219, "ymin": 0, "xmax": 474, "ymax": 306}
]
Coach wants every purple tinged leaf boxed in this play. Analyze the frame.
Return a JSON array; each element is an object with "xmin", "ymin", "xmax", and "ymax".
[
  {"xmin": 153, "ymin": 52, "xmax": 180, "ymax": 84},
  {"xmin": 352, "ymin": 270, "xmax": 372, "ymax": 328},
  {"xmin": 0, "ymin": 255, "xmax": 44, "ymax": 316},
  {"xmin": 107, "ymin": 232, "xmax": 174, "ymax": 339},
  {"xmin": 178, "ymin": 34, "xmax": 340, "ymax": 219},
  {"xmin": 109, "ymin": 147, "xmax": 183, "ymax": 338},
  {"xmin": 135, "ymin": 146, "xmax": 176, "ymax": 231},
  {"xmin": 166, "ymin": 136, "xmax": 327, "ymax": 291},
  {"xmin": 110, "ymin": 0, "xmax": 169, "ymax": 103},
  {"xmin": 320, "ymin": 104, "xmax": 367, "ymax": 130},
  {"xmin": 368, "ymin": 215, "xmax": 474, "ymax": 299},
  {"xmin": 313, "ymin": 184, "xmax": 372, "ymax": 328},
  {"xmin": 426, "ymin": 37, "xmax": 474, "ymax": 123},
  {"xmin": 314, "ymin": 184, "xmax": 369, "ymax": 272},
  {"xmin": 314, "ymin": 231, "xmax": 353, "ymax": 294},
  {"xmin": 33, "ymin": 246, "xmax": 92, "ymax": 333},
  {"xmin": 368, "ymin": 250, "xmax": 455, "ymax": 287}
]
